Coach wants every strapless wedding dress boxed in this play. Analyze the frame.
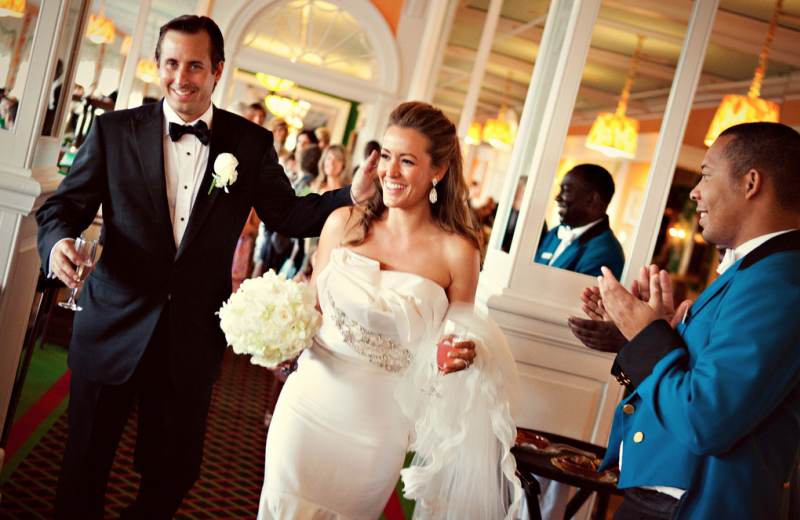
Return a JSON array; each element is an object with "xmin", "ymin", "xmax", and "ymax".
[{"xmin": 257, "ymin": 248, "xmax": 521, "ymax": 520}]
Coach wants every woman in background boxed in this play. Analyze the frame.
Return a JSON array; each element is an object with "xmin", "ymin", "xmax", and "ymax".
[{"xmin": 312, "ymin": 144, "xmax": 353, "ymax": 195}]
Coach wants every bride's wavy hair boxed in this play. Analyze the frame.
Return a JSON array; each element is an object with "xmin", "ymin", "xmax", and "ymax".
[{"xmin": 345, "ymin": 101, "xmax": 484, "ymax": 264}]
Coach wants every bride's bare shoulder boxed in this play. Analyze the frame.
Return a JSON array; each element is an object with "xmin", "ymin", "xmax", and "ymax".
[
  {"xmin": 322, "ymin": 206, "xmax": 365, "ymax": 240},
  {"xmin": 441, "ymin": 233, "xmax": 480, "ymax": 303}
]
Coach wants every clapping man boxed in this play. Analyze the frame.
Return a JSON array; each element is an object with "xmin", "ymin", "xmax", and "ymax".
[
  {"xmin": 576, "ymin": 123, "xmax": 800, "ymax": 519},
  {"xmin": 36, "ymin": 15, "xmax": 376, "ymax": 519}
]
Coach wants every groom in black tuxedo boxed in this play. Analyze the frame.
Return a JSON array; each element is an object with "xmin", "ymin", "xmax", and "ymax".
[{"xmin": 36, "ymin": 15, "xmax": 375, "ymax": 519}]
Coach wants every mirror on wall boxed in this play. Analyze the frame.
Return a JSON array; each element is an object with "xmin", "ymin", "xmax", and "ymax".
[
  {"xmin": 530, "ymin": 0, "xmax": 696, "ymax": 278},
  {"xmin": 41, "ymin": 0, "xmax": 88, "ymax": 137},
  {"xmin": 0, "ymin": 0, "xmax": 40, "ymax": 133}
]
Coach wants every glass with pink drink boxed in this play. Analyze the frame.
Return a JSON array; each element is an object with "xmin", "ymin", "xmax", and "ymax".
[{"xmin": 426, "ymin": 319, "xmax": 469, "ymax": 397}]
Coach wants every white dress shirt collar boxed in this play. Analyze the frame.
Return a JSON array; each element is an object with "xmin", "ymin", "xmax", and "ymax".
[
  {"xmin": 162, "ymin": 100, "xmax": 214, "ymax": 136},
  {"xmin": 716, "ymin": 229, "xmax": 798, "ymax": 275},
  {"xmin": 549, "ymin": 218, "xmax": 604, "ymax": 266}
]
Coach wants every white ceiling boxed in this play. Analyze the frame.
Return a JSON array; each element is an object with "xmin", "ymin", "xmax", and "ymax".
[{"xmin": 433, "ymin": 0, "xmax": 800, "ymax": 126}]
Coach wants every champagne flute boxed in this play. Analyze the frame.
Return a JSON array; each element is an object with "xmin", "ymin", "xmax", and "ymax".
[
  {"xmin": 58, "ymin": 237, "xmax": 98, "ymax": 311},
  {"xmin": 426, "ymin": 319, "xmax": 469, "ymax": 398}
]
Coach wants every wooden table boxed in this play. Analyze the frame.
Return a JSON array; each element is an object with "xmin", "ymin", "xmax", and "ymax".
[{"xmin": 513, "ymin": 428, "xmax": 623, "ymax": 520}]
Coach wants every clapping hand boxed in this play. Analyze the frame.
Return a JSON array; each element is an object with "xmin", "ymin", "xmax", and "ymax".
[
  {"xmin": 597, "ymin": 266, "xmax": 692, "ymax": 340},
  {"xmin": 569, "ymin": 265, "xmax": 691, "ymax": 349},
  {"xmin": 351, "ymin": 150, "xmax": 379, "ymax": 205}
]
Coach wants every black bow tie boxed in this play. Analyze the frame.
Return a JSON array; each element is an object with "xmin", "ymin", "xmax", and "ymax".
[{"xmin": 169, "ymin": 120, "xmax": 210, "ymax": 145}]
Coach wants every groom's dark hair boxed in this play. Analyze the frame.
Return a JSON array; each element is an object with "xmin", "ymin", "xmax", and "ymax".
[{"xmin": 155, "ymin": 15, "xmax": 225, "ymax": 71}]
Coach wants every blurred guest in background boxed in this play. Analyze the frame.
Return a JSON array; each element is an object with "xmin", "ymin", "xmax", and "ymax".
[
  {"xmin": 312, "ymin": 144, "xmax": 352, "ymax": 195},
  {"xmin": 354, "ymin": 140, "xmax": 381, "ymax": 177},
  {"xmin": 266, "ymin": 117, "xmax": 290, "ymax": 166},
  {"xmin": 295, "ymin": 129, "xmax": 318, "ymax": 152},
  {"xmin": 315, "ymin": 127, "xmax": 331, "ymax": 151}
]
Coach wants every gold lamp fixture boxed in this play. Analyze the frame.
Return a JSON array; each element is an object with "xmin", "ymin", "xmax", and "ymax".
[
  {"xmin": 266, "ymin": 95, "xmax": 298, "ymax": 118},
  {"xmin": 136, "ymin": 59, "xmax": 157, "ymax": 83},
  {"xmin": 465, "ymin": 122, "xmax": 483, "ymax": 145},
  {"xmin": 0, "ymin": 0, "xmax": 25, "ymax": 17},
  {"xmin": 256, "ymin": 73, "xmax": 295, "ymax": 92},
  {"xmin": 585, "ymin": 35, "xmax": 644, "ymax": 159},
  {"xmin": 482, "ymin": 74, "xmax": 516, "ymax": 149},
  {"xmin": 704, "ymin": 0, "xmax": 782, "ymax": 146},
  {"xmin": 86, "ymin": 0, "xmax": 115, "ymax": 45}
]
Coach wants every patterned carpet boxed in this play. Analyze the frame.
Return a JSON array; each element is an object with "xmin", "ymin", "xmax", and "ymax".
[{"xmin": 0, "ymin": 349, "xmax": 271, "ymax": 519}]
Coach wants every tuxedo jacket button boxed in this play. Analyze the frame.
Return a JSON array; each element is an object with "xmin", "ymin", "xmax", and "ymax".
[
  {"xmin": 623, "ymin": 404, "xmax": 635, "ymax": 415},
  {"xmin": 633, "ymin": 432, "xmax": 644, "ymax": 443}
]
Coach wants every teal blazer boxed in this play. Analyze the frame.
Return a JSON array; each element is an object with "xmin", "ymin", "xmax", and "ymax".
[
  {"xmin": 534, "ymin": 216, "xmax": 625, "ymax": 278},
  {"xmin": 600, "ymin": 230, "xmax": 800, "ymax": 519}
]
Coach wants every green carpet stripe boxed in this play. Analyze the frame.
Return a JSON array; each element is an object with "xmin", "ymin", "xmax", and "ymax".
[{"xmin": 12, "ymin": 342, "xmax": 69, "ymax": 423}]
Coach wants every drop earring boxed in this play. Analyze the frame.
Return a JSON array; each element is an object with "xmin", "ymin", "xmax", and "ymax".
[{"xmin": 429, "ymin": 178, "xmax": 438, "ymax": 204}]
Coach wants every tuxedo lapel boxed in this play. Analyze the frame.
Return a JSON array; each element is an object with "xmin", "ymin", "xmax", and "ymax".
[
  {"xmin": 552, "ymin": 240, "xmax": 580, "ymax": 269},
  {"xmin": 132, "ymin": 103, "xmax": 175, "ymax": 250},
  {"xmin": 681, "ymin": 263, "xmax": 739, "ymax": 326},
  {"xmin": 176, "ymin": 107, "xmax": 243, "ymax": 260}
]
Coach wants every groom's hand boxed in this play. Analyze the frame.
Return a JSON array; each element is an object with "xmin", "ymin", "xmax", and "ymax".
[
  {"xmin": 351, "ymin": 150, "xmax": 379, "ymax": 205},
  {"xmin": 50, "ymin": 239, "xmax": 87, "ymax": 289}
]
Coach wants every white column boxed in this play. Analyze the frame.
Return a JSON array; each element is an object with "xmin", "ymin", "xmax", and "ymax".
[
  {"xmin": 625, "ymin": 0, "xmax": 720, "ymax": 276},
  {"xmin": 115, "ymin": 0, "xmax": 152, "ymax": 111},
  {"xmin": 0, "ymin": 0, "xmax": 76, "ymax": 453},
  {"xmin": 456, "ymin": 0, "xmax": 504, "ymax": 140},
  {"xmin": 405, "ymin": 0, "xmax": 459, "ymax": 103}
]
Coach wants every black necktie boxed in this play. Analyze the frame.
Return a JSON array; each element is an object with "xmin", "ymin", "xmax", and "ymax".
[{"xmin": 169, "ymin": 120, "xmax": 210, "ymax": 145}]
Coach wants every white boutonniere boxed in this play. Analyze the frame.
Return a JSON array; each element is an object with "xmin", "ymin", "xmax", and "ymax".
[{"xmin": 208, "ymin": 153, "xmax": 239, "ymax": 194}]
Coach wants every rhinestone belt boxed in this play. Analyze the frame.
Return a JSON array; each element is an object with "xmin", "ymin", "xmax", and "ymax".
[{"xmin": 326, "ymin": 291, "xmax": 412, "ymax": 373}]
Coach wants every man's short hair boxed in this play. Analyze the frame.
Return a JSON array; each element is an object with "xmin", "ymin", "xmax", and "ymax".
[
  {"xmin": 155, "ymin": 16, "xmax": 225, "ymax": 71},
  {"xmin": 571, "ymin": 164, "xmax": 615, "ymax": 204},
  {"xmin": 719, "ymin": 122, "xmax": 800, "ymax": 213}
]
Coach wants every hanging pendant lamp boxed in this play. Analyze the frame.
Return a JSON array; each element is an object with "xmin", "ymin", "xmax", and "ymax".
[
  {"xmin": 482, "ymin": 74, "xmax": 516, "ymax": 149},
  {"xmin": 585, "ymin": 35, "xmax": 644, "ymax": 159},
  {"xmin": 704, "ymin": 0, "xmax": 782, "ymax": 146},
  {"xmin": 86, "ymin": 0, "xmax": 115, "ymax": 45},
  {"xmin": 0, "ymin": 0, "xmax": 25, "ymax": 18}
]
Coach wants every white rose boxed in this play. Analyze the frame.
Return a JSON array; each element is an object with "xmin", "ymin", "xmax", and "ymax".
[{"xmin": 212, "ymin": 153, "xmax": 239, "ymax": 191}]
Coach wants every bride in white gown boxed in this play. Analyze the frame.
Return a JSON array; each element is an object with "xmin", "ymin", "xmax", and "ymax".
[{"xmin": 258, "ymin": 102, "xmax": 521, "ymax": 520}]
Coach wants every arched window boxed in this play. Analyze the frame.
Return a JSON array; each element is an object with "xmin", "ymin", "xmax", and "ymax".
[{"xmin": 243, "ymin": 0, "xmax": 377, "ymax": 83}]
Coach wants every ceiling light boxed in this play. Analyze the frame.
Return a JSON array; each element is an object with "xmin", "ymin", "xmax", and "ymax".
[
  {"xmin": 586, "ymin": 35, "xmax": 644, "ymax": 159},
  {"xmin": 256, "ymin": 73, "xmax": 295, "ymax": 92},
  {"xmin": 86, "ymin": 0, "xmax": 115, "ymax": 45},
  {"xmin": 0, "ymin": 0, "xmax": 25, "ymax": 17},
  {"xmin": 704, "ymin": 0, "xmax": 782, "ymax": 146}
]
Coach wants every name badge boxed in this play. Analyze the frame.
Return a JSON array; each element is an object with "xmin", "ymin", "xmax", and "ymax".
[{"xmin": 541, "ymin": 252, "xmax": 553, "ymax": 259}]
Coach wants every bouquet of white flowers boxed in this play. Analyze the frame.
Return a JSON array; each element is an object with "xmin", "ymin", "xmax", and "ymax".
[{"xmin": 218, "ymin": 271, "xmax": 322, "ymax": 368}]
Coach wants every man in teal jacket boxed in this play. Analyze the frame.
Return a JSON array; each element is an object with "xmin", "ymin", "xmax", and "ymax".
[
  {"xmin": 596, "ymin": 122, "xmax": 800, "ymax": 519},
  {"xmin": 534, "ymin": 164, "xmax": 625, "ymax": 278}
]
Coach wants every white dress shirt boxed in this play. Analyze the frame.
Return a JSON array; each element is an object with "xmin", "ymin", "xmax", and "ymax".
[
  {"xmin": 162, "ymin": 100, "xmax": 214, "ymax": 247},
  {"xmin": 48, "ymin": 101, "xmax": 215, "ymax": 276}
]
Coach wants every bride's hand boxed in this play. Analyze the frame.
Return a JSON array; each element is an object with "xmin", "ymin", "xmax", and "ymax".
[{"xmin": 442, "ymin": 340, "xmax": 476, "ymax": 374}]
